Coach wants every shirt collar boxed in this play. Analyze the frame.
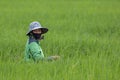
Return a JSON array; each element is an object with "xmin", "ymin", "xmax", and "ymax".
[{"xmin": 29, "ymin": 37, "xmax": 39, "ymax": 44}]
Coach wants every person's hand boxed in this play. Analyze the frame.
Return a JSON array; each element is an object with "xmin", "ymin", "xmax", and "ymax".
[{"xmin": 51, "ymin": 55, "xmax": 60, "ymax": 60}]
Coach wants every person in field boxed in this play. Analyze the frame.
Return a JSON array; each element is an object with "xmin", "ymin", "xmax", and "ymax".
[{"xmin": 25, "ymin": 21, "xmax": 60, "ymax": 62}]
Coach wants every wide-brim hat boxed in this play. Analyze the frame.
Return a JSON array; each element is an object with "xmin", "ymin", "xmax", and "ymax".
[{"xmin": 26, "ymin": 21, "xmax": 48, "ymax": 35}]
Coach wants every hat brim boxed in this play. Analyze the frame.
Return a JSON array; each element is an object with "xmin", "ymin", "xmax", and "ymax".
[
  {"xmin": 41, "ymin": 28, "xmax": 48, "ymax": 34},
  {"xmin": 26, "ymin": 27, "xmax": 48, "ymax": 36}
]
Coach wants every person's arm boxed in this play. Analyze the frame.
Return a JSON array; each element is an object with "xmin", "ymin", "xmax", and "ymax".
[
  {"xmin": 24, "ymin": 51, "xmax": 30, "ymax": 62},
  {"xmin": 29, "ymin": 42, "xmax": 44, "ymax": 62},
  {"xmin": 24, "ymin": 42, "xmax": 31, "ymax": 62}
]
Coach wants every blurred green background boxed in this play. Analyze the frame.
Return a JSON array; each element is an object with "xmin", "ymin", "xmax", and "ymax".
[{"xmin": 0, "ymin": 0, "xmax": 120, "ymax": 80}]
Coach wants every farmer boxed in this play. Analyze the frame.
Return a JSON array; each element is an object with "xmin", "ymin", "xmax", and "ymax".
[{"xmin": 25, "ymin": 21, "xmax": 60, "ymax": 62}]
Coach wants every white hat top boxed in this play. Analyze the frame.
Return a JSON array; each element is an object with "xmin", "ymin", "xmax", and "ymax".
[{"xmin": 26, "ymin": 21, "xmax": 48, "ymax": 35}]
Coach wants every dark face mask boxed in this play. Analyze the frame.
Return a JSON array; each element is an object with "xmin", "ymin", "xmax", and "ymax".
[{"xmin": 32, "ymin": 33, "xmax": 41, "ymax": 40}]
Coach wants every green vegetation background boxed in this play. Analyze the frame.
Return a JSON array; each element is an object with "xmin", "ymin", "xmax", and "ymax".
[{"xmin": 0, "ymin": 0, "xmax": 120, "ymax": 80}]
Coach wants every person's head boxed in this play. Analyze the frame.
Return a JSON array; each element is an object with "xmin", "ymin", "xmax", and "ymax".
[
  {"xmin": 32, "ymin": 28, "xmax": 42, "ymax": 34},
  {"xmin": 26, "ymin": 21, "xmax": 48, "ymax": 40}
]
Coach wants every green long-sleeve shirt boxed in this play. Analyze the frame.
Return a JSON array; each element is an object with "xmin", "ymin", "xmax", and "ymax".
[{"xmin": 25, "ymin": 38, "xmax": 44, "ymax": 62}]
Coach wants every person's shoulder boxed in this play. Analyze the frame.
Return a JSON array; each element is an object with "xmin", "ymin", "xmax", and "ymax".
[
  {"xmin": 28, "ymin": 41, "xmax": 39, "ymax": 49},
  {"xmin": 29, "ymin": 41, "xmax": 37, "ymax": 46}
]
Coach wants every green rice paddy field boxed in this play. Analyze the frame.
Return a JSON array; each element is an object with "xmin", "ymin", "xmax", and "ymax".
[{"xmin": 0, "ymin": 0, "xmax": 120, "ymax": 80}]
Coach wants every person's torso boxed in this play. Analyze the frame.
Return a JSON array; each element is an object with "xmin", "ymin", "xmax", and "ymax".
[{"xmin": 25, "ymin": 38, "xmax": 44, "ymax": 59}]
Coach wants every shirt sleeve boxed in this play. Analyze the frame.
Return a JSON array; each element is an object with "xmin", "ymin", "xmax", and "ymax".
[
  {"xmin": 29, "ymin": 42, "xmax": 44, "ymax": 62},
  {"xmin": 24, "ymin": 41, "xmax": 30, "ymax": 62}
]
